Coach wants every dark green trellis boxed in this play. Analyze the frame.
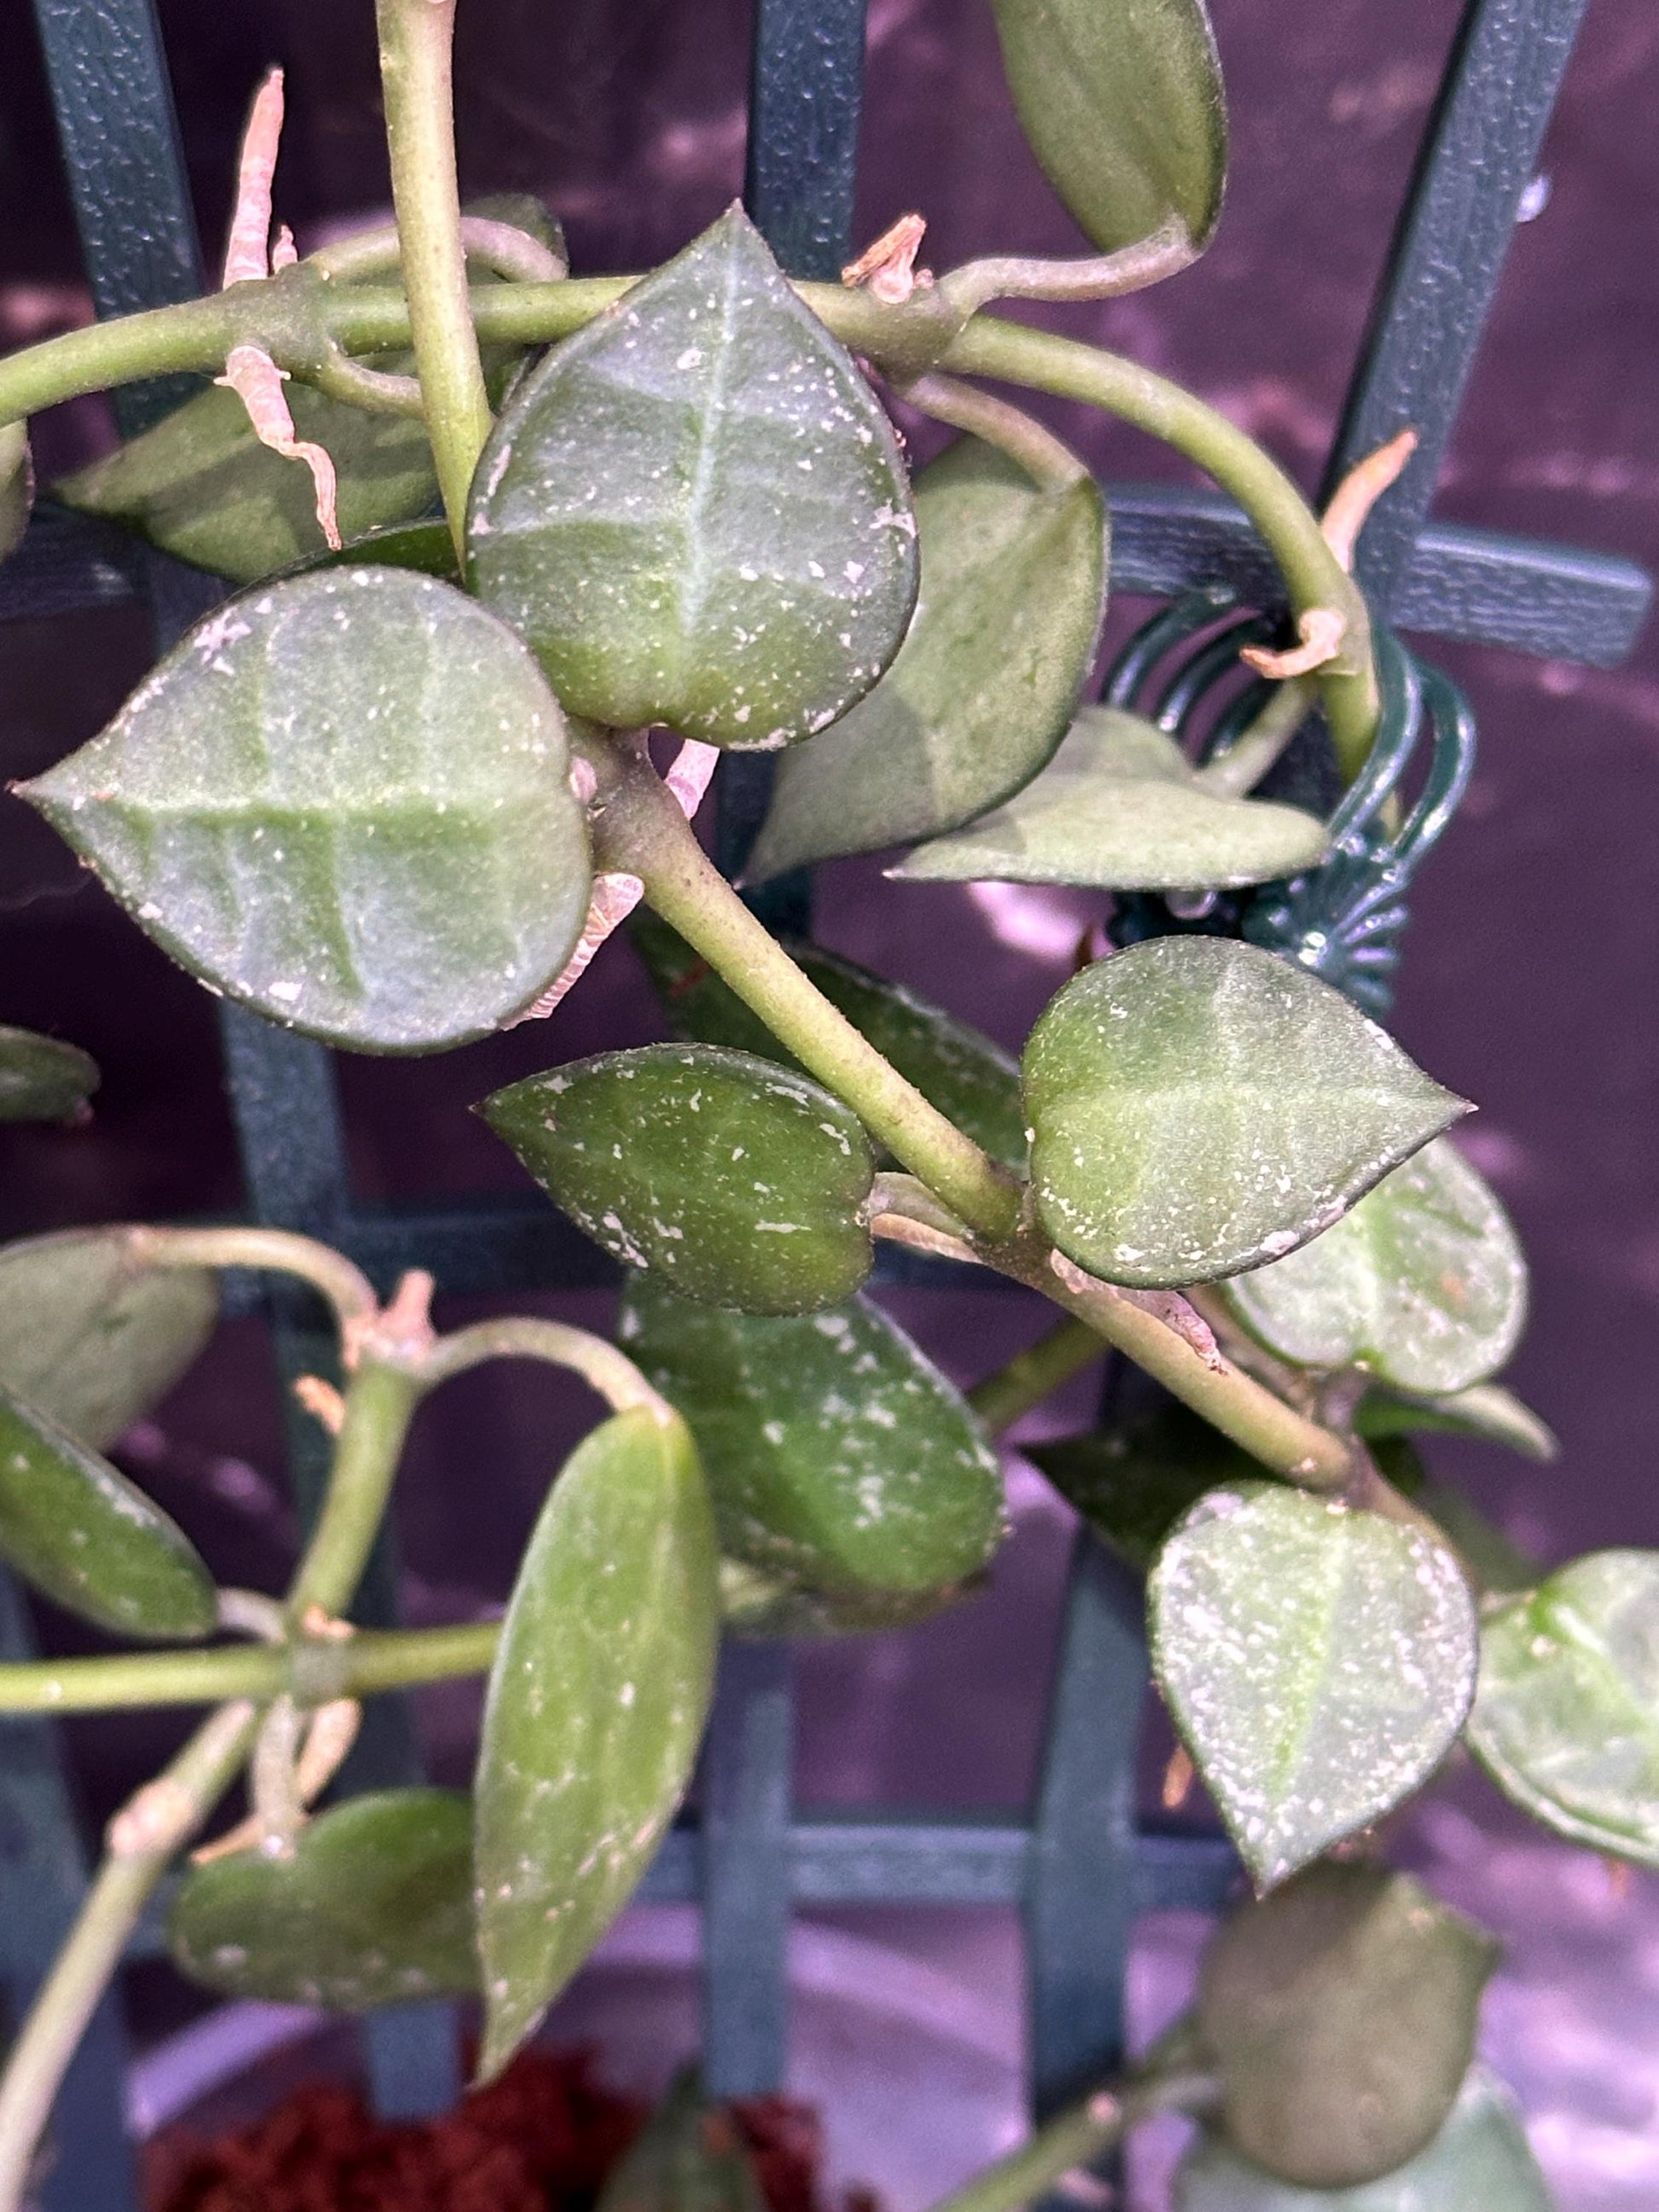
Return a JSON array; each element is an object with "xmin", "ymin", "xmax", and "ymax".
[{"xmin": 0, "ymin": 2, "xmax": 1651, "ymax": 2206}]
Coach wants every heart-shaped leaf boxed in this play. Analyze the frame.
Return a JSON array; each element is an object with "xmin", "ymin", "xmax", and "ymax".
[
  {"xmin": 0, "ymin": 1227, "xmax": 217, "ymax": 1452},
  {"xmin": 618, "ymin": 1275, "xmax": 1004, "ymax": 1599},
  {"xmin": 475, "ymin": 1406, "xmax": 719, "ymax": 2080},
  {"xmin": 468, "ymin": 205, "xmax": 916, "ymax": 749},
  {"xmin": 1149, "ymin": 1482, "xmax": 1477, "ymax": 1886},
  {"xmin": 1223, "ymin": 1138, "xmax": 1527, "ymax": 1395},
  {"xmin": 598, "ymin": 2070, "xmax": 766, "ymax": 2212},
  {"xmin": 1028, "ymin": 1404, "xmax": 1267, "ymax": 1571},
  {"xmin": 0, "ymin": 1025, "xmax": 99, "ymax": 1123},
  {"xmin": 892, "ymin": 707, "xmax": 1327, "ymax": 890},
  {"xmin": 745, "ymin": 438, "xmax": 1105, "ymax": 877},
  {"xmin": 170, "ymin": 1788, "xmax": 477, "ymax": 2007},
  {"xmin": 1023, "ymin": 937, "xmax": 1467, "ymax": 1286},
  {"xmin": 1, "ymin": 420, "xmax": 31, "ymax": 562},
  {"xmin": 1175, "ymin": 2065, "xmax": 1555, "ymax": 2210},
  {"xmin": 989, "ymin": 0, "xmax": 1227, "ymax": 254},
  {"xmin": 630, "ymin": 910, "xmax": 1026, "ymax": 1170},
  {"xmin": 1356, "ymin": 1381, "xmax": 1558, "ymax": 1463},
  {"xmin": 1467, "ymin": 1550, "xmax": 1659, "ymax": 1866},
  {"xmin": 0, "ymin": 1383, "xmax": 217, "ymax": 1638},
  {"xmin": 20, "ymin": 568, "xmax": 592, "ymax": 1052},
  {"xmin": 481, "ymin": 1044, "xmax": 876, "ymax": 1315},
  {"xmin": 1195, "ymin": 1863, "xmax": 1499, "ymax": 2190}
]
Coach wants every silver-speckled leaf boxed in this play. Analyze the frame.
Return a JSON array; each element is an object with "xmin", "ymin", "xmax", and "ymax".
[
  {"xmin": 481, "ymin": 1044, "xmax": 875, "ymax": 1314},
  {"xmin": 990, "ymin": 0, "xmax": 1227, "ymax": 253},
  {"xmin": 893, "ymin": 707, "xmax": 1327, "ymax": 890},
  {"xmin": 468, "ymin": 206, "xmax": 916, "ymax": 748},
  {"xmin": 1149, "ymin": 1483, "xmax": 1477, "ymax": 1886},
  {"xmin": 1195, "ymin": 1863, "xmax": 1498, "ymax": 2187},
  {"xmin": 1175, "ymin": 2067, "xmax": 1552, "ymax": 2210},
  {"xmin": 1023, "ymin": 937, "xmax": 1467, "ymax": 1287},
  {"xmin": 1467, "ymin": 1550, "xmax": 1659, "ymax": 1867},
  {"xmin": 0, "ymin": 1383, "xmax": 217, "ymax": 1639},
  {"xmin": 20, "ymin": 568, "xmax": 592, "ymax": 1052},
  {"xmin": 474, "ymin": 1406, "xmax": 718, "ymax": 2080},
  {"xmin": 170, "ymin": 1789, "xmax": 477, "ymax": 2009},
  {"xmin": 0, "ymin": 1227, "xmax": 217, "ymax": 1452},
  {"xmin": 746, "ymin": 439, "xmax": 1105, "ymax": 875},
  {"xmin": 1224, "ymin": 1137, "xmax": 1527, "ymax": 1395},
  {"xmin": 617, "ymin": 1275, "xmax": 1004, "ymax": 1599},
  {"xmin": 0, "ymin": 1025, "xmax": 99, "ymax": 1123}
]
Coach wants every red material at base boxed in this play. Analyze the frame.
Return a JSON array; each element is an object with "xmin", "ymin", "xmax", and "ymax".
[{"xmin": 145, "ymin": 2045, "xmax": 861, "ymax": 2212}]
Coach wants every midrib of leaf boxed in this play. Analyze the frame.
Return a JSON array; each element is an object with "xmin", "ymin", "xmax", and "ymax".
[
  {"xmin": 1266, "ymin": 1510, "xmax": 1356, "ymax": 1816},
  {"xmin": 668, "ymin": 237, "xmax": 744, "ymax": 695}
]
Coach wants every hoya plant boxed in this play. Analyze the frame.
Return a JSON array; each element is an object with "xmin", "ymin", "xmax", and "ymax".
[{"xmin": 0, "ymin": 0, "xmax": 1636, "ymax": 2206}]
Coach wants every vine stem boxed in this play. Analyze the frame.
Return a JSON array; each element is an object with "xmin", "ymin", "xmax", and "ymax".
[
  {"xmin": 414, "ymin": 1314, "xmax": 673, "ymax": 1417},
  {"xmin": 373, "ymin": 0, "xmax": 492, "ymax": 552},
  {"xmin": 129, "ymin": 1224, "xmax": 377, "ymax": 1344},
  {"xmin": 966, "ymin": 1316, "xmax": 1103, "ymax": 1434},
  {"xmin": 923, "ymin": 2069, "xmax": 1216, "ymax": 2212}
]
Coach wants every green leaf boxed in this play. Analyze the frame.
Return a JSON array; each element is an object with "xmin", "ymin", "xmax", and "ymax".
[
  {"xmin": 1176, "ymin": 2067, "xmax": 1550, "ymax": 2210},
  {"xmin": 296, "ymin": 516, "xmax": 460, "ymax": 582},
  {"xmin": 1148, "ymin": 1482, "xmax": 1477, "ymax": 1886},
  {"xmin": 2, "ymin": 420, "xmax": 31, "ymax": 563},
  {"xmin": 1467, "ymin": 1549, "xmax": 1659, "ymax": 1866},
  {"xmin": 475, "ymin": 1406, "xmax": 719, "ymax": 2079},
  {"xmin": 468, "ymin": 205, "xmax": 917, "ymax": 749},
  {"xmin": 0, "ymin": 1025, "xmax": 99, "ymax": 1123},
  {"xmin": 481, "ymin": 1044, "xmax": 875, "ymax": 1315},
  {"xmin": 1023, "ymin": 937, "xmax": 1467, "ymax": 1287},
  {"xmin": 0, "ymin": 1227, "xmax": 217, "ymax": 1452},
  {"xmin": 170, "ymin": 1788, "xmax": 477, "ymax": 2008},
  {"xmin": 598, "ymin": 2069, "xmax": 766, "ymax": 2212},
  {"xmin": 1195, "ymin": 1863, "xmax": 1499, "ymax": 2190},
  {"xmin": 1223, "ymin": 1138, "xmax": 1527, "ymax": 1395},
  {"xmin": 629, "ymin": 910, "xmax": 1027, "ymax": 1171},
  {"xmin": 0, "ymin": 1383, "xmax": 217, "ymax": 1638},
  {"xmin": 745, "ymin": 438, "xmax": 1105, "ymax": 876},
  {"xmin": 1356, "ymin": 1381, "xmax": 1558, "ymax": 1463},
  {"xmin": 618, "ymin": 1275, "xmax": 1004, "ymax": 1599},
  {"xmin": 892, "ymin": 707, "xmax": 1327, "ymax": 890},
  {"xmin": 1028, "ymin": 1404, "xmax": 1266, "ymax": 1571},
  {"xmin": 989, "ymin": 0, "xmax": 1227, "ymax": 253},
  {"xmin": 20, "ymin": 568, "xmax": 592, "ymax": 1053}
]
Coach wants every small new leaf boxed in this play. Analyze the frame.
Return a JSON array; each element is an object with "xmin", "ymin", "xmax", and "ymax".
[
  {"xmin": 0, "ymin": 1227, "xmax": 216, "ymax": 1452},
  {"xmin": 482, "ymin": 1045, "xmax": 876, "ymax": 1315},
  {"xmin": 747, "ymin": 439, "xmax": 1105, "ymax": 876},
  {"xmin": 989, "ymin": 0, "xmax": 1227, "ymax": 254},
  {"xmin": 1356, "ymin": 1380, "xmax": 1558, "ymax": 1463},
  {"xmin": 20, "ymin": 569, "xmax": 592, "ymax": 1052},
  {"xmin": 1175, "ymin": 2066, "xmax": 1552, "ymax": 2210},
  {"xmin": 474, "ymin": 1406, "xmax": 719, "ymax": 2080},
  {"xmin": 618, "ymin": 1276, "xmax": 1004, "ymax": 1600},
  {"xmin": 1196, "ymin": 1863, "xmax": 1499, "ymax": 2188},
  {"xmin": 597, "ymin": 2070, "xmax": 766, "ymax": 2212},
  {"xmin": 1224, "ymin": 1137, "xmax": 1527, "ymax": 1395},
  {"xmin": 170, "ymin": 1789, "xmax": 477, "ymax": 2009},
  {"xmin": 0, "ymin": 1025, "xmax": 99, "ymax": 1123},
  {"xmin": 0, "ymin": 1383, "xmax": 217, "ymax": 1639},
  {"xmin": 1023, "ymin": 937, "xmax": 1467, "ymax": 1286},
  {"xmin": 1467, "ymin": 1549, "xmax": 1659, "ymax": 1866},
  {"xmin": 469, "ymin": 206, "xmax": 916, "ymax": 748},
  {"xmin": 893, "ymin": 707, "xmax": 1327, "ymax": 890},
  {"xmin": 1149, "ymin": 1483, "xmax": 1477, "ymax": 1886}
]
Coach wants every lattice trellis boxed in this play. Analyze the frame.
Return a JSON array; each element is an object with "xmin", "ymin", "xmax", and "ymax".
[{"xmin": 0, "ymin": 3, "xmax": 1650, "ymax": 2206}]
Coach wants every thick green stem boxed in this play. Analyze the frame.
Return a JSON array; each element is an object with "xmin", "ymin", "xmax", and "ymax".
[
  {"xmin": 0, "ymin": 1700, "xmax": 258, "ymax": 2212},
  {"xmin": 130, "ymin": 1224, "xmax": 377, "ymax": 1341},
  {"xmin": 286, "ymin": 1357, "xmax": 423, "ymax": 1620},
  {"xmin": 967, "ymin": 1317, "xmax": 1103, "ymax": 1435},
  {"xmin": 373, "ymin": 0, "xmax": 492, "ymax": 552},
  {"xmin": 897, "ymin": 372, "xmax": 1089, "ymax": 492},
  {"xmin": 937, "ymin": 317, "xmax": 1379, "ymax": 782},
  {"xmin": 924, "ymin": 2070, "xmax": 1215, "ymax": 2212},
  {"xmin": 1197, "ymin": 673, "xmax": 1317, "ymax": 799},
  {"xmin": 592, "ymin": 746, "xmax": 1022, "ymax": 1240},
  {"xmin": 416, "ymin": 1315, "xmax": 669, "ymax": 1416},
  {"xmin": 0, "ymin": 1619, "xmax": 501, "ymax": 1715}
]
